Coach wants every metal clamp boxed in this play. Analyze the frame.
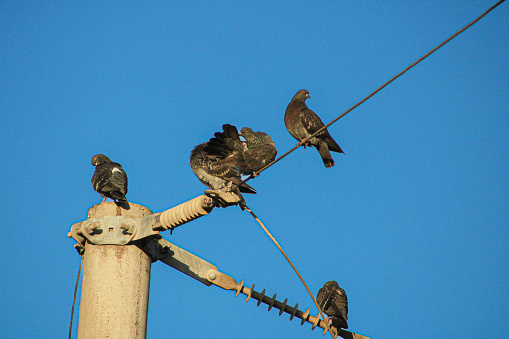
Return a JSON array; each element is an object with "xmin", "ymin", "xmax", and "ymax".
[{"xmin": 79, "ymin": 216, "xmax": 137, "ymax": 245}]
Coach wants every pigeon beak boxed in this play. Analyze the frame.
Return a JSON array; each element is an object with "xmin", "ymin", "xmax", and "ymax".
[{"xmin": 306, "ymin": 94, "xmax": 311, "ymax": 99}]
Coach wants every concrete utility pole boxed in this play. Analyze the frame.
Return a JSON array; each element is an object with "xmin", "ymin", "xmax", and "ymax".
[
  {"xmin": 69, "ymin": 194, "xmax": 223, "ymax": 339},
  {"xmin": 77, "ymin": 203, "xmax": 153, "ymax": 338}
]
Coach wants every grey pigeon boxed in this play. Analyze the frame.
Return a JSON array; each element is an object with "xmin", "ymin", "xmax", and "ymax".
[
  {"xmin": 190, "ymin": 142, "xmax": 256, "ymax": 194},
  {"xmin": 204, "ymin": 124, "xmax": 247, "ymax": 169},
  {"xmin": 205, "ymin": 124, "xmax": 277, "ymax": 175},
  {"xmin": 190, "ymin": 126, "xmax": 257, "ymax": 207},
  {"xmin": 91, "ymin": 154, "xmax": 129, "ymax": 207},
  {"xmin": 239, "ymin": 127, "xmax": 277, "ymax": 174},
  {"xmin": 316, "ymin": 281, "xmax": 348, "ymax": 329},
  {"xmin": 285, "ymin": 89, "xmax": 343, "ymax": 168}
]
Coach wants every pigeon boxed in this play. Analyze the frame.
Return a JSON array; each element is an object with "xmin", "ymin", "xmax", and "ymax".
[
  {"xmin": 316, "ymin": 281, "xmax": 348, "ymax": 329},
  {"xmin": 204, "ymin": 124, "xmax": 247, "ymax": 169},
  {"xmin": 239, "ymin": 127, "xmax": 277, "ymax": 175},
  {"xmin": 284, "ymin": 89, "xmax": 343, "ymax": 168},
  {"xmin": 205, "ymin": 124, "xmax": 277, "ymax": 175},
  {"xmin": 91, "ymin": 154, "xmax": 129, "ymax": 207},
  {"xmin": 190, "ymin": 126, "xmax": 257, "ymax": 208},
  {"xmin": 190, "ymin": 142, "xmax": 256, "ymax": 193}
]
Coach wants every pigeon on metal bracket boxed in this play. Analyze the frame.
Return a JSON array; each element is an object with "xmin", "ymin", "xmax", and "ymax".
[
  {"xmin": 190, "ymin": 142, "xmax": 256, "ymax": 194},
  {"xmin": 91, "ymin": 154, "xmax": 129, "ymax": 209},
  {"xmin": 285, "ymin": 89, "xmax": 343, "ymax": 168},
  {"xmin": 316, "ymin": 281, "xmax": 348, "ymax": 329}
]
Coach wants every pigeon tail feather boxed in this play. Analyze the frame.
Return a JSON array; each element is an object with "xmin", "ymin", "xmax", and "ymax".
[
  {"xmin": 331, "ymin": 316, "xmax": 348, "ymax": 329},
  {"xmin": 324, "ymin": 136, "xmax": 344, "ymax": 154},
  {"xmin": 317, "ymin": 142, "xmax": 335, "ymax": 168},
  {"xmin": 109, "ymin": 191, "xmax": 128, "ymax": 202}
]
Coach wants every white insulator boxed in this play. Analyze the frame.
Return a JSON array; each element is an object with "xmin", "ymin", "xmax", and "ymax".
[{"xmin": 159, "ymin": 195, "xmax": 212, "ymax": 230}]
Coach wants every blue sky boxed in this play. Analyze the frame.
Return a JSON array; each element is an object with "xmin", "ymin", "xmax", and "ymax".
[{"xmin": 0, "ymin": 1, "xmax": 507, "ymax": 338}]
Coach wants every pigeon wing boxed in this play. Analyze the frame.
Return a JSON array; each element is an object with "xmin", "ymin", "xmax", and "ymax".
[
  {"xmin": 299, "ymin": 108, "xmax": 343, "ymax": 153},
  {"xmin": 108, "ymin": 163, "xmax": 128, "ymax": 195}
]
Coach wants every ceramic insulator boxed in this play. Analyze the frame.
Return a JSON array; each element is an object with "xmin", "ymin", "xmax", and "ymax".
[{"xmin": 158, "ymin": 195, "xmax": 212, "ymax": 230}]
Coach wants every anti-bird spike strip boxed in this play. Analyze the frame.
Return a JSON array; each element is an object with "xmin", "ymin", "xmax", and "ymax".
[{"xmin": 206, "ymin": 269, "xmax": 371, "ymax": 339}]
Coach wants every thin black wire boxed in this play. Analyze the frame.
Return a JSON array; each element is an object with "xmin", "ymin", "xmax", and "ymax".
[
  {"xmin": 244, "ymin": 205, "xmax": 336, "ymax": 339},
  {"xmin": 69, "ymin": 256, "xmax": 84, "ymax": 339},
  {"xmin": 238, "ymin": 0, "xmax": 505, "ymax": 186},
  {"xmin": 239, "ymin": 3, "xmax": 504, "ymax": 337}
]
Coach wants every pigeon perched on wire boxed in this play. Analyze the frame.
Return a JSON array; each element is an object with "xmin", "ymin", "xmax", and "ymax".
[
  {"xmin": 91, "ymin": 154, "xmax": 129, "ymax": 208},
  {"xmin": 238, "ymin": 127, "xmax": 277, "ymax": 175},
  {"xmin": 190, "ymin": 127, "xmax": 257, "ymax": 209},
  {"xmin": 316, "ymin": 281, "xmax": 348, "ymax": 329},
  {"xmin": 285, "ymin": 89, "xmax": 343, "ymax": 168}
]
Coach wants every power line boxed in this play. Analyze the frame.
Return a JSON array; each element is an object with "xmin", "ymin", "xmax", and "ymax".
[
  {"xmin": 243, "ymin": 0, "xmax": 506, "ymax": 182},
  {"xmin": 240, "ymin": 2, "xmax": 505, "ymax": 335},
  {"xmin": 244, "ymin": 205, "xmax": 336, "ymax": 339},
  {"xmin": 69, "ymin": 256, "xmax": 83, "ymax": 339}
]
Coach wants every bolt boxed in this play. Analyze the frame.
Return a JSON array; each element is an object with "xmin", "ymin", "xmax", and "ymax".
[
  {"xmin": 208, "ymin": 271, "xmax": 217, "ymax": 280},
  {"xmin": 120, "ymin": 223, "xmax": 131, "ymax": 232},
  {"xmin": 204, "ymin": 196, "xmax": 213, "ymax": 205},
  {"xmin": 84, "ymin": 222, "xmax": 99, "ymax": 234}
]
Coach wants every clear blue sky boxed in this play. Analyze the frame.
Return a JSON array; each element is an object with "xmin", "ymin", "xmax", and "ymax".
[{"xmin": 1, "ymin": 1, "xmax": 507, "ymax": 338}]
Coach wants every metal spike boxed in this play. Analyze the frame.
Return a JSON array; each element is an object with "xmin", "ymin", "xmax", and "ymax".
[
  {"xmin": 301, "ymin": 308, "xmax": 310, "ymax": 326},
  {"xmin": 257, "ymin": 289, "xmax": 266, "ymax": 306},
  {"xmin": 267, "ymin": 293, "xmax": 277, "ymax": 311},
  {"xmin": 290, "ymin": 303, "xmax": 299, "ymax": 321},
  {"xmin": 311, "ymin": 313, "xmax": 320, "ymax": 330},
  {"xmin": 279, "ymin": 298, "xmax": 288, "ymax": 316},
  {"xmin": 235, "ymin": 279, "xmax": 244, "ymax": 297},
  {"xmin": 246, "ymin": 284, "xmax": 254, "ymax": 302}
]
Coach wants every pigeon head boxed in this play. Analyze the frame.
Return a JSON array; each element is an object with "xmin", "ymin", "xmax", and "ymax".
[
  {"xmin": 240, "ymin": 127, "xmax": 255, "ymax": 141},
  {"xmin": 240, "ymin": 127, "xmax": 258, "ymax": 146},
  {"xmin": 91, "ymin": 154, "xmax": 112, "ymax": 166},
  {"xmin": 292, "ymin": 89, "xmax": 310, "ymax": 101},
  {"xmin": 323, "ymin": 281, "xmax": 340, "ymax": 288},
  {"xmin": 240, "ymin": 127, "xmax": 253, "ymax": 135},
  {"xmin": 240, "ymin": 127, "xmax": 275, "ymax": 150}
]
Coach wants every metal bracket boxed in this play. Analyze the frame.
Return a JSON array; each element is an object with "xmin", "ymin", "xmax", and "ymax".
[
  {"xmin": 204, "ymin": 189, "xmax": 242, "ymax": 208},
  {"xmin": 68, "ymin": 221, "xmax": 86, "ymax": 254},
  {"xmin": 155, "ymin": 238, "xmax": 218, "ymax": 286},
  {"xmin": 80, "ymin": 216, "xmax": 137, "ymax": 245},
  {"xmin": 69, "ymin": 192, "xmax": 226, "ymax": 250}
]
